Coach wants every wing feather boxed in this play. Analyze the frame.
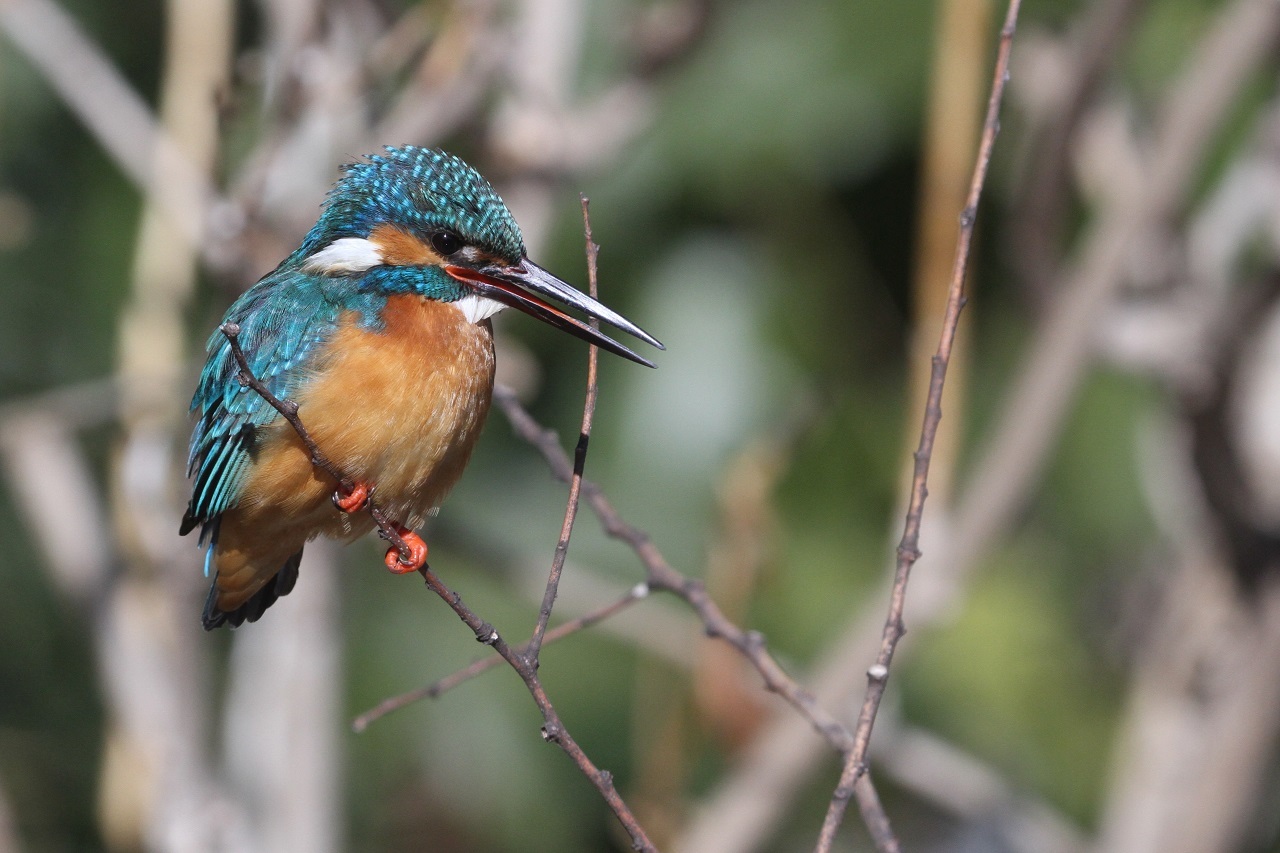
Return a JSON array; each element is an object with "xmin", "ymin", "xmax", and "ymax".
[{"xmin": 182, "ymin": 270, "xmax": 364, "ymax": 534}]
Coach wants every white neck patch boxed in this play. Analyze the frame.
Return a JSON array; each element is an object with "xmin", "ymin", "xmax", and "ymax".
[
  {"xmin": 453, "ymin": 293, "xmax": 507, "ymax": 324},
  {"xmin": 302, "ymin": 237, "xmax": 383, "ymax": 274}
]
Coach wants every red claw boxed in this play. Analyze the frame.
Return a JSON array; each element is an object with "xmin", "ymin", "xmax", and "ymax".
[
  {"xmin": 385, "ymin": 527, "xmax": 428, "ymax": 574},
  {"xmin": 334, "ymin": 481, "xmax": 371, "ymax": 513}
]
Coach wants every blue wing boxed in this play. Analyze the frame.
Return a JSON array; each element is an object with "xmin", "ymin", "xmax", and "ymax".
[{"xmin": 181, "ymin": 269, "xmax": 374, "ymax": 544}]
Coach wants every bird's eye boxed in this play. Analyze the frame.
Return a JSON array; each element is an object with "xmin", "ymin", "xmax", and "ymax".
[{"xmin": 430, "ymin": 231, "xmax": 463, "ymax": 256}]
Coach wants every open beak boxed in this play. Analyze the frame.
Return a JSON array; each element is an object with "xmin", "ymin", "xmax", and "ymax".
[{"xmin": 444, "ymin": 259, "xmax": 664, "ymax": 368}]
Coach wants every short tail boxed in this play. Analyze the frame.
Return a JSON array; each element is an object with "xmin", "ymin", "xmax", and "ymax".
[{"xmin": 202, "ymin": 549, "xmax": 303, "ymax": 630}]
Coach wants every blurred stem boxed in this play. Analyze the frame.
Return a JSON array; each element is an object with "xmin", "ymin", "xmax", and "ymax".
[
  {"xmin": 102, "ymin": 0, "xmax": 233, "ymax": 850},
  {"xmin": 694, "ymin": 437, "xmax": 787, "ymax": 747},
  {"xmin": 116, "ymin": 0, "xmax": 230, "ymax": 413},
  {"xmin": 1009, "ymin": 0, "xmax": 1148, "ymax": 300},
  {"xmin": 905, "ymin": 0, "xmax": 992, "ymax": 509}
]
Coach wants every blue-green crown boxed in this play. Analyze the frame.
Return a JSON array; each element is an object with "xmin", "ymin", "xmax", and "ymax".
[{"xmin": 300, "ymin": 146, "xmax": 525, "ymax": 262}]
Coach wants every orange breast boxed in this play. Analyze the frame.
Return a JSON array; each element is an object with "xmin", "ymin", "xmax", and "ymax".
[{"xmin": 213, "ymin": 295, "xmax": 495, "ymax": 608}]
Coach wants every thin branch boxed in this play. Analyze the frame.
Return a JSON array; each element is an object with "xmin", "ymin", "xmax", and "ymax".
[
  {"xmin": 220, "ymin": 326, "xmax": 655, "ymax": 851},
  {"xmin": 412, "ymin": 564, "xmax": 656, "ymax": 852},
  {"xmin": 492, "ymin": 386, "xmax": 855, "ymax": 752},
  {"xmin": 220, "ymin": 323, "xmax": 347, "ymax": 490},
  {"xmin": 219, "ymin": 323, "xmax": 413, "ymax": 563},
  {"xmin": 853, "ymin": 775, "xmax": 899, "ymax": 853},
  {"xmin": 813, "ymin": 1, "xmax": 1024, "ymax": 850},
  {"xmin": 525, "ymin": 196, "xmax": 601, "ymax": 663},
  {"xmin": 673, "ymin": 2, "xmax": 1280, "ymax": 849},
  {"xmin": 352, "ymin": 581, "xmax": 649, "ymax": 731}
]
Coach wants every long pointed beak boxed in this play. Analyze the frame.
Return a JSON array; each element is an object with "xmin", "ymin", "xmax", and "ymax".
[{"xmin": 444, "ymin": 259, "xmax": 664, "ymax": 368}]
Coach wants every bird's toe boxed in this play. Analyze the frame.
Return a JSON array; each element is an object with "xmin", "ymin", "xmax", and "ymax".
[
  {"xmin": 385, "ymin": 527, "xmax": 428, "ymax": 574},
  {"xmin": 333, "ymin": 480, "xmax": 372, "ymax": 513}
]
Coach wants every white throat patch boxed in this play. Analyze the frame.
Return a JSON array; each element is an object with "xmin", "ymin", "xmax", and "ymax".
[
  {"xmin": 302, "ymin": 237, "xmax": 383, "ymax": 274},
  {"xmin": 453, "ymin": 293, "xmax": 507, "ymax": 324}
]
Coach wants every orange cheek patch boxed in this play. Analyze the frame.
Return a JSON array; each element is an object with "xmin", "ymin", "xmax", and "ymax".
[{"xmin": 369, "ymin": 223, "xmax": 444, "ymax": 266}]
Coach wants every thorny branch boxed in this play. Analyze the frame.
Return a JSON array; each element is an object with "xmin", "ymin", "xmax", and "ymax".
[{"xmin": 813, "ymin": 1, "xmax": 1025, "ymax": 850}]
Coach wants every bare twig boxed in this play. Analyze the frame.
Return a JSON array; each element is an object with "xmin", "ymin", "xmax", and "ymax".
[
  {"xmin": 813, "ymin": 2, "xmax": 1024, "ymax": 850},
  {"xmin": 219, "ymin": 323, "xmax": 413, "ymax": 565},
  {"xmin": 675, "ymin": 2, "xmax": 1280, "ymax": 849},
  {"xmin": 221, "ymin": 338, "xmax": 655, "ymax": 851},
  {"xmin": 411, "ymin": 564, "xmax": 656, "ymax": 851},
  {"xmin": 525, "ymin": 196, "xmax": 601, "ymax": 663},
  {"xmin": 493, "ymin": 386, "xmax": 855, "ymax": 751},
  {"xmin": 219, "ymin": 324, "xmax": 349, "ymax": 491},
  {"xmin": 352, "ymin": 581, "xmax": 649, "ymax": 731},
  {"xmin": 853, "ymin": 775, "xmax": 899, "ymax": 853}
]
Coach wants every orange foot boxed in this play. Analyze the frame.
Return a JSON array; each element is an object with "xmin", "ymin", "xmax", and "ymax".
[
  {"xmin": 385, "ymin": 527, "xmax": 428, "ymax": 574},
  {"xmin": 333, "ymin": 481, "xmax": 371, "ymax": 513}
]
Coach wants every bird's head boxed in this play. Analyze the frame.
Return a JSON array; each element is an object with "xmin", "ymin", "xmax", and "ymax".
[{"xmin": 294, "ymin": 146, "xmax": 662, "ymax": 366}]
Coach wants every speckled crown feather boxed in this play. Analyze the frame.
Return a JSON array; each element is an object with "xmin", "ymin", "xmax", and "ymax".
[{"xmin": 301, "ymin": 146, "xmax": 525, "ymax": 262}]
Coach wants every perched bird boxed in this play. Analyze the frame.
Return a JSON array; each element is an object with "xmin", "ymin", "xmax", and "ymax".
[{"xmin": 183, "ymin": 146, "xmax": 661, "ymax": 630}]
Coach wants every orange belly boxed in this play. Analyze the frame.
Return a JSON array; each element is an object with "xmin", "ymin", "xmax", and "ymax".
[{"xmin": 212, "ymin": 294, "xmax": 496, "ymax": 610}]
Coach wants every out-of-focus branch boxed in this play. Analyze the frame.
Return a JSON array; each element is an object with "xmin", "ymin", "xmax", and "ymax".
[
  {"xmin": 1095, "ymin": 482, "xmax": 1280, "ymax": 853},
  {"xmin": 0, "ymin": 414, "xmax": 112, "ymax": 604},
  {"xmin": 873, "ymin": 720, "xmax": 1086, "ymax": 853},
  {"xmin": 1092, "ymin": 223, "xmax": 1280, "ymax": 852},
  {"xmin": 0, "ymin": 776, "xmax": 19, "ymax": 853},
  {"xmin": 222, "ymin": 542, "xmax": 342, "ymax": 853},
  {"xmin": 98, "ymin": 2, "xmax": 240, "ymax": 849},
  {"xmin": 0, "ymin": 0, "xmax": 234, "ymax": 256},
  {"xmin": 1009, "ymin": 0, "xmax": 1149, "ymax": 299},
  {"xmin": 370, "ymin": 1, "xmax": 505, "ymax": 147},
  {"xmin": 953, "ymin": 0, "xmax": 1280, "ymax": 577},
  {"xmin": 903, "ymin": 0, "xmax": 991, "ymax": 506},
  {"xmin": 693, "ymin": 431, "xmax": 795, "ymax": 749}
]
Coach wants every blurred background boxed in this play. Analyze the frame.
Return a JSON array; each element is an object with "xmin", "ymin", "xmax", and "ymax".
[{"xmin": 2, "ymin": 0, "xmax": 1280, "ymax": 850}]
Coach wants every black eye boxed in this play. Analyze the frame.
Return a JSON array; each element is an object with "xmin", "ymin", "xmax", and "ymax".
[{"xmin": 430, "ymin": 231, "xmax": 463, "ymax": 256}]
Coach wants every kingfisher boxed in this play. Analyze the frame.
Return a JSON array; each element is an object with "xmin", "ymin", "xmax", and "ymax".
[{"xmin": 182, "ymin": 146, "xmax": 661, "ymax": 630}]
